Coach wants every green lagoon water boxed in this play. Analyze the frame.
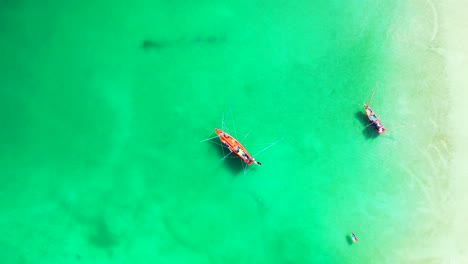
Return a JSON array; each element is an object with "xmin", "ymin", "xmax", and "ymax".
[{"xmin": 0, "ymin": 0, "xmax": 449, "ymax": 263}]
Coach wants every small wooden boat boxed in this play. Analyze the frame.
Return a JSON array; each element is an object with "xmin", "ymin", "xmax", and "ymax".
[
  {"xmin": 364, "ymin": 105, "xmax": 386, "ymax": 134},
  {"xmin": 351, "ymin": 232, "xmax": 358, "ymax": 243},
  {"xmin": 364, "ymin": 87, "xmax": 386, "ymax": 134},
  {"xmin": 215, "ymin": 128, "xmax": 262, "ymax": 166}
]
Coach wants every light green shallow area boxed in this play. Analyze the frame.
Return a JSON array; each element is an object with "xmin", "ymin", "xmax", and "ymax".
[{"xmin": 0, "ymin": 0, "xmax": 449, "ymax": 263}]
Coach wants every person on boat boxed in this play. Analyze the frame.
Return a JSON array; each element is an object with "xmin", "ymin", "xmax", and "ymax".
[
  {"xmin": 233, "ymin": 146, "xmax": 240, "ymax": 153},
  {"xmin": 241, "ymin": 151, "xmax": 247, "ymax": 158},
  {"xmin": 236, "ymin": 148, "xmax": 250, "ymax": 161},
  {"xmin": 369, "ymin": 114, "xmax": 377, "ymax": 122},
  {"xmin": 374, "ymin": 121, "xmax": 385, "ymax": 133},
  {"xmin": 234, "ymin": 146, "xmax": 248, "ymax": 159}
]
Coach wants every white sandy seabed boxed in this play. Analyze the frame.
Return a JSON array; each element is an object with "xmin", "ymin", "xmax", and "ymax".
[
  {"xmin": 437, "ymin": 0, "xmax": 468, "ymax": 262},
  {"xmin": 388, "ymin": 0, "xmax": 468, "ymax": 263}
]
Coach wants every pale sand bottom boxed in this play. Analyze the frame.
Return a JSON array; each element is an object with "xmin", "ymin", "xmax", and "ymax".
[
  {"xmin": 390, "ymin": 0, "xmax": 468, "ymax": 262},
  {"xmin": 435, "ymin": 0, "xmax": 468, "ymax": 261}
]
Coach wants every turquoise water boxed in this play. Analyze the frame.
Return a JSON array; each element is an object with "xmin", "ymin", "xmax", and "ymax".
[{"xmin": 0, "ymin": 0, "xmax": 448, "ymax": 263}]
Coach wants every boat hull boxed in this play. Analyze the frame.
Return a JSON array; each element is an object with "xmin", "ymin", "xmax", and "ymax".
[
  {"xmin": 215, "ymin": 128, "xmax": 255, "ymax": 165},
  {"xmin": 364, "ymin": 105, "xmax": 386, "ymax": 134}
]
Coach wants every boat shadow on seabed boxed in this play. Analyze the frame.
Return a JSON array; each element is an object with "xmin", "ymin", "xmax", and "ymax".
[
  {"xmin": 345, "ymin": 234, "xmax": 354, "ymax": 245},
  {"xmin": 209, "ymin": 139, "xmax": 246, "ymax": 175},
  {"xmin": 355, "ymin": 111, "xmax": 379, "ymax": 139}
]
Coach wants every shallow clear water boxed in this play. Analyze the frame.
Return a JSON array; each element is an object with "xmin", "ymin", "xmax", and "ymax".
[{"xmin": 0, "ymin": 0, "xmax": 449, "ymax": 263}]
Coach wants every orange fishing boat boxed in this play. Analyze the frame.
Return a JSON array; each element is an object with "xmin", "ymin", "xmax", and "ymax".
[
  {"xmin": 215, "ymin": 128, "xmax": 262, "ymax": 166},
  {"xmin": 364, "ymin": 105, "xmax": 386, "ymax": 134}
]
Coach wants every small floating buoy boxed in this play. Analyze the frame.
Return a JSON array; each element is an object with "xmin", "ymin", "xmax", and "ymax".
[{"xmin": 351, "ymin": 232, "xmax": 358, "ymax": 243}]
